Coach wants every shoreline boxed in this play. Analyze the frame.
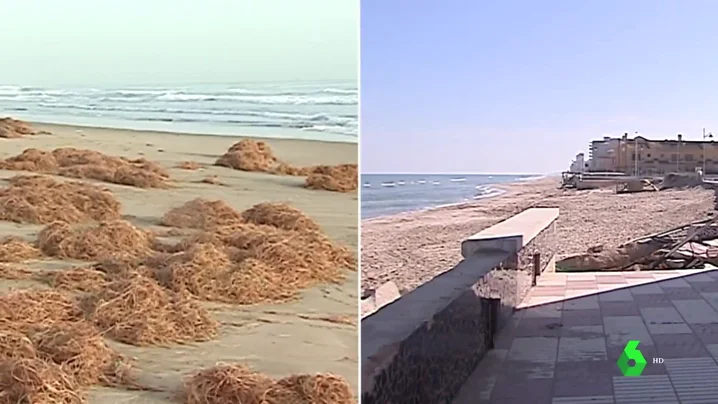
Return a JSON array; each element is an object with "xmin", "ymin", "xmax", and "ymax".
[
  {"xmin": 12, "ymin": 122, "xmax": 358, "ymax": 170},
  {"xmin": 24, "ymin": 120, "xmax": 357, "ymax": 144},
  {"xmin": 360, "ymin": 174, "xmax": 554, "ymax": 223}
]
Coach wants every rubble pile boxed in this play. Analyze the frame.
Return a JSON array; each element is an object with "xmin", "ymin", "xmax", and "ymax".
[{"xmin": 558, "ymin": 216, "xmax": 718, "ymax": 272}]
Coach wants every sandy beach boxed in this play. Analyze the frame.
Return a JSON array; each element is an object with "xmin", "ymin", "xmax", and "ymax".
[
  {"xmin": 0, "ymin": 122, "xmax": 358, "ymax": 403},
  {"xmin": 361, "ymin": 177, "xmax": 715, "ymax": 294}
]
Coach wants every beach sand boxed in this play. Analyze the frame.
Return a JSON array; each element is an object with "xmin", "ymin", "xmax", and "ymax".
[
  {"xmin": 0, "ymin": 122, "xmax": 358, "ymax": 402},
  {"xmin": 361, "ymin": 176, "xmax": 715, "ymax": 294}
]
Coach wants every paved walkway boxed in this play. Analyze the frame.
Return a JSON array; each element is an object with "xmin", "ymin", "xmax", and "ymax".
[{"xmin": 453, "ymin": 268, "xmax": 718, "ymax": 404}]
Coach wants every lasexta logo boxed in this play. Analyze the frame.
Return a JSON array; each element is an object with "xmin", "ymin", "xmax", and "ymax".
[{"xmin": 616, "ymin": 340, "xmax": 647, "ymax": 376}]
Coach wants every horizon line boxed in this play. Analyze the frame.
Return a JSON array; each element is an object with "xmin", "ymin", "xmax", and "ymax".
[{"xmin": 361, "ymin": 172, "xmax": 550, "ymax": 176}]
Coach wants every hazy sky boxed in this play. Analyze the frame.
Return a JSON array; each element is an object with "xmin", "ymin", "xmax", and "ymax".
[
  {"xmin": 0, "ymin": 0, "xmax": 358, "ymax": 87},
  {"xmin": 361, "ymin": 0, "xmax": 718, "ymax": 174}
]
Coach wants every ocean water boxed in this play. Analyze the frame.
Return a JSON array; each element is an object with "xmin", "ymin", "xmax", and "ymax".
[
  {"xmin": 0, "ymin": 81, "xmax": 357, "ymax": 142},
  {"xmin": 361, "ymin": 174, "xmax": 540, "ymax": 219}
]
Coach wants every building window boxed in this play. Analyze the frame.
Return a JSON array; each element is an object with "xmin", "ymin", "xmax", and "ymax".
[
  {"xmin": 647, "ymin": 153, "xmax": 652, "ymax": 158},
  {"xmin": 686, "ymin": 154, "xmax": 694, "ymax": 162},
  {"xmin": 671, "ymin": 154, "xmax": 678, "ymax": 162}
]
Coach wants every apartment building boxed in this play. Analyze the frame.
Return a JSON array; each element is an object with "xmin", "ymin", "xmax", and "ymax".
[{"xmin": 587, "ymin": 133, "xmax": 718, "ymax": 175}]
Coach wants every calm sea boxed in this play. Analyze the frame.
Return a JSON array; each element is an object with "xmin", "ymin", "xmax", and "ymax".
[
  {"xmin": 0, "ymin": 81, "xmax": 357, "ymax": 142},
  {"xmin": 361, "ymin": 174, "xmax": 541, "ymax": 219}
]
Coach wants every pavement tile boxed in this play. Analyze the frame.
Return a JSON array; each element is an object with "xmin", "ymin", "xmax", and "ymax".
[
  {"xmin": 640, "ymin": 307, "xmax": 692, "ymax": 334},
  {"xmin": 651, "ymin": 333, "xmax": 709, "ymax": 358},
  {"xmin": 553, "ymin": 360, "xmax": 614, "ymax": 397},
  {"xmin": 662, "ymin": 287, "xmax": 701, "ymax": 300},
  {"xmin": 598, "ymin": 289, "xmax": 634, "ymax": 302},
  {"xmin": 632, "ymin": 293, "xmax": 674, "ymax": 308},
  {"xmin": 603, "ymin": 316, "xmax": 653, "ymax": 348},
  {"xmin": 613, "ymin": 375, "xmax": 678, "ymax": 403},
  {"xmin": 664, "ymin": 358, "xmax": 718, "ymax": 403},
  {"xmin": 563, "ymin": 295, "xmax": 599, "ymax": 310},
  {"xmin": 599, "ymin": 301, "xmax": 640, "ymax": 316},
  {"xmin": 562, "ymin": 309, "xmax": 603, "ymax": 326},
  {"xmin": 691, "ymin": 323, "xmax": 718, "ymax": 344},
  {"xmin": 672, "ymin": 299, "xmax": 718, "ymax": 324},
  {"xmin": 557, "ymin": 337, "xmax": 607, "ymax": 362},
  {"xmin": 515, "ymin": 317, "xmax": 563, "ymax": 338}
]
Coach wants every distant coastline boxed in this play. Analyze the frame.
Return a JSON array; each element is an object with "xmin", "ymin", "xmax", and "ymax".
[{"xmin": 360, "ymin": 173, "xmax": 544, "ymax": 219}]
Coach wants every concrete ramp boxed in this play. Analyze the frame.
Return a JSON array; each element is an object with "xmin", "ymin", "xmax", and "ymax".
[{"xmin": 361, "ymin": 281, "xmax": 401, "ymax": 318}]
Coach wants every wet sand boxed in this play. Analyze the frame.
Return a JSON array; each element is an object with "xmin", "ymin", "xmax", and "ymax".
[
  {"xmin": 361, "ymin": 177, "xmax": 714, "ymax": 295},
  {"xmin": 0, "ymin": 123, "xmax": 359, "ymax": 402}
]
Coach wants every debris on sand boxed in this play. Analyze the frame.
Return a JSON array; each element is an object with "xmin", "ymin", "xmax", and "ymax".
[
  {"xmin": 183, "ymin": 364, "xmax": 273, "ymax": 404},
  {"xmin": 0, "ymin": 264, "xmax": 34, "ymax": 280},
  {"xmin": 215, "ymin": 139, "xmax": 278, "ymax": 172},
  {"xmin": 214, "ymin": 140, "xmax": 357, "ymax": 192},
  {"xmin": 0, "ymin": 117, "xmax": 46, "ymax": 139},
  {"xmin": 83, "ymin": 275, "xmax": 218, "ymax": 346},
  {"xmin": 154, "ymin": 200, "xmax": 356, "ymax": 304},
  {"xmin": 39, "ymin": 267, "xmax": 110, "ymax": 293},
  {"xmin": 241, "ymin": 202, "xmax": 321, "ymax": 232},
  {"xmin": 0, "ymin": 290, "xmax": 84, "ymax": 328},
  {"xmin": 660, "ymin": 172, "xmax": 704, "ymax": 190},
  {"xmin": 0, "ymin": 148, "xmax": 171, "ymax": 188},
  {"xmin": 262, "ymin": 373, "xmax": 356, "ymax": 404},
  {"xmin": 28, "ymin": 321, "xmax": 128, "ymax": 387},
  {"xmin": 0, "ymin": 329, "xmax": 36, "ymax": 361},
  {"xmin": 161, "ymin": 198, "xmax": 244, "ymax": 230},
  {"xmin": 557, "ymin": 216, "xmax": 718, "ymax": 272},
  {"xmin": 176, "ymin": 161, "xmax": 203, "ymax": 170},
  {"xmin": 0, "ymin": 320, "xmax": 132, "ymax": 401},
  {"xmin": 304, "ymin": 164, "xmax": 358, "ymax": 193},
  {"xmin": 0, "ymin": 175, "xmax": 122, "ymax": 224},
  {"xmin": 154, "ymin": 244, "xmax": 293, "ymax": 305},
  {"xmin": 183, "ymin": 363, "xmax": 355, "ymax": 404},
  {"xmin": 0, "ymin": 237, "xmax": 40, "ymax": 262},
  {"xmin": 0, "ymin": 358, "xmax": 84, "ymax": 404},
  {"xmin": 37, "ymin": 220, "xmax": 154, "ymax": 261}
]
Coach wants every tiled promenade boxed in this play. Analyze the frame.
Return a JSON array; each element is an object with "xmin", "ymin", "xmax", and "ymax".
[{"xmin": 453, "ymin": 268, "xmax": 718, "ymax": 404}]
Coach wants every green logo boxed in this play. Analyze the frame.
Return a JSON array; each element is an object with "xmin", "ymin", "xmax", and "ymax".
[{"xmin": 616, "ymin": 340, "xmax": 647, "ymax": 376}]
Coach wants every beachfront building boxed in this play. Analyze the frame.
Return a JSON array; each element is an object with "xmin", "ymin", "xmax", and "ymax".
[{"xmin": 587, "ymin": 133, "xmax": 718, "ymax": 175}]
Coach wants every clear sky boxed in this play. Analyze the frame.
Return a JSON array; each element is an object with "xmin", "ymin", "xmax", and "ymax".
[
  {"xmin": 361, "ymin": 0, "xmax": 718, "ymax": 174},
  {"xmin": 0, "ymin": 0, "xmax": 358, "ymax": 87}
]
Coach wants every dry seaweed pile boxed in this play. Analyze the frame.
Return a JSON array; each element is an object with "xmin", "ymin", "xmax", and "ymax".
[
  {"xmin": 0, "ymin": 290, "xmax": 133, "ymax": 403},
  {"xmin": 0, "ymin": 147, "xmax": 170, "ymax": 188},
  {"xmin": 153, "ymin": 199, "xmax": 356, "ymax": 304},
  {"xmin": 214, "ymin": 139, "xmax": 357, "ymax": 192},
  {"xmin": 161, "ymin": 198, "xmax": 244, "ymax": 230},
  {"xmin": 184, "ymin": 363, "xmax": 355, "ymax": 404},
  {"xmin": 82, "ymin": 275, "xmax": 218, "ymax": 346},
  {"xmin": 0, "ymin": 264, "xmax": 34, "ymax": 280},
  {"xmin": 37, "ymin": 220, "xmax": 154, "ymax": 261},
  {"xmin": 304, "ymin": 164, "xmax": 358, "ymax": 193},
  {"xmin": 0, "ymin": 117, "xmax": 44, "ymax": 139},
  {"xmin": 215, "ymin": 139, "xmax": 279, "ymax": 172},
  {"xmin": 40, "ymin": 267, "xmax": 110, "ymax": 293},
  {"xmin": 0, "ymin": 175, "xmax": 122, "ymax": 224},
  {"xmin": 2, "ymin": 198, "xmax": 351, "ymax": 348},
  {"xmin": 0, "ymin": 237, "xmax": 39, "ymax": 262}
]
